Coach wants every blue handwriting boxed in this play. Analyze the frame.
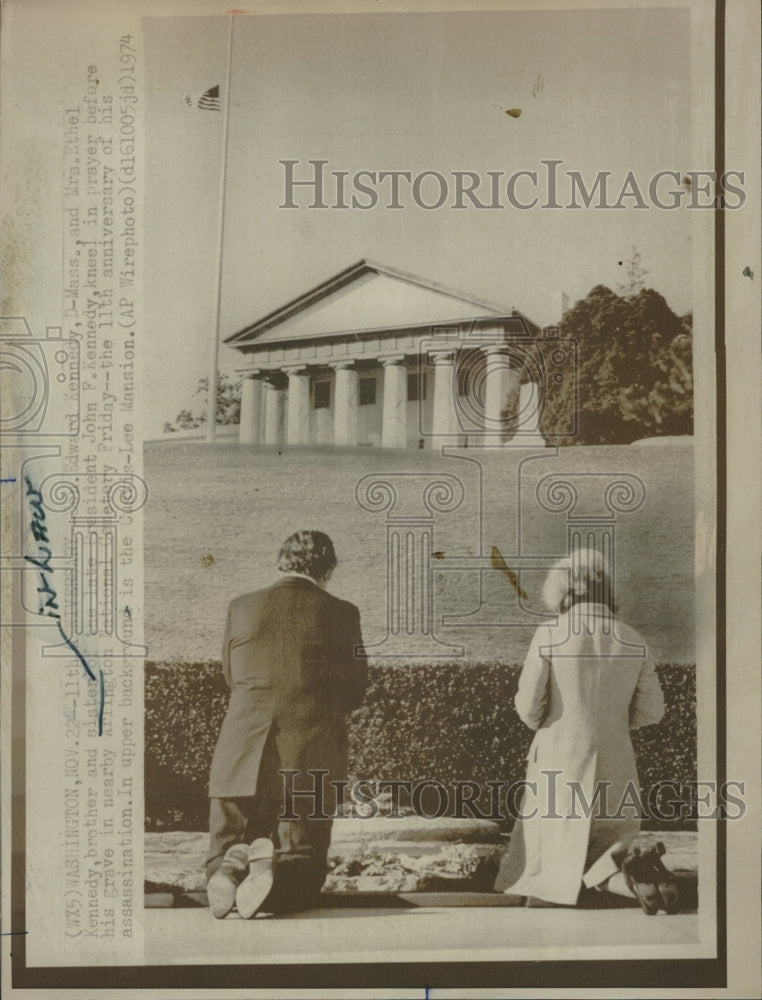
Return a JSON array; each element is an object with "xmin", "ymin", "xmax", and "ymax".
[{"xmin": 24, "ymin": 475, "xmax": 105, "ymax": 734}]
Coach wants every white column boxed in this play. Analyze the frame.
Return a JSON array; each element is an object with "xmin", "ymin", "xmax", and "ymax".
[
  {"xmin": 263, "ymin": 379, "xmax": 285, "ymax": 446},
  {"xmin": 516, "ymin": 381, "xmax": 546, "ymax": 445},
  {"xmin": 284, "ymin": 365, "xmax": 310, "ymax": 445},
  {"xmin": 332, "ymin": 361, "xmax": 358, "ymax": 447},
  {"xmin": 430, "ymin": 351, "xmax": 458, "ymax": 445},
  {"xmin": 482, "ymin": 345, "xmax": 519, "ymax": 438},
  {"xmin": 380, "ymin": 355, "xmax": 407, "ymax": 449},
  {"xmin": 239, "ymin": 373, "xmax": 263, "ymax": 444}
]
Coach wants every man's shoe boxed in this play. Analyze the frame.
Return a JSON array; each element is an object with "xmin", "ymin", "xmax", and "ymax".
[
  {"xmin": 207, "ymin": 844, "xmax": 249, "ymax": 919},
  {"xmin": 236, "ymin": 838, "xmax": 275, "ymax": 919}
]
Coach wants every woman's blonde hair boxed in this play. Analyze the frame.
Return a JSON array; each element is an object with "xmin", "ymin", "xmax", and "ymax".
[{"xmin": 541, "ymin": 547, "xmax": 615, "ymax": 614}]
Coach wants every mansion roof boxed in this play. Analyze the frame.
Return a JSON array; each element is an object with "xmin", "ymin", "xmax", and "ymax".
[{"xmin": 226, "ymin": 259, "xmax": 539, "ymax": 350}]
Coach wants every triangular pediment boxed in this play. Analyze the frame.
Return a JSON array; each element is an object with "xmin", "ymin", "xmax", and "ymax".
[{"xmin": 226, "ymin": 260, "xmax": 512, "ymax": 347}]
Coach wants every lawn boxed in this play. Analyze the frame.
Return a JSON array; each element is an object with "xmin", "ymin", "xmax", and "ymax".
[{"xmin": 144, "ymin": 439, "xmax": 695, "ymax": 666}]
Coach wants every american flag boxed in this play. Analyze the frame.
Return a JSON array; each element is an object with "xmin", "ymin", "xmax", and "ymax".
[{"xmin": 184, "ymin": 84, "xmax": 220, "ymax": 111}]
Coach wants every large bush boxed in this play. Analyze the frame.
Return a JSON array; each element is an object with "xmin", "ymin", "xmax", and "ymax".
[
  {"xmin": 145, "ymin": 662, "xmax": 696, "ymax": 831},
  {"xmin": 539, "ymin": 284, "xmax": 693, "ymax": 444}
]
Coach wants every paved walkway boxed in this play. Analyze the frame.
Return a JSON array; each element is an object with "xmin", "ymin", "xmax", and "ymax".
[
  {"xmin": 144, "ymin": 828, "xmax": 701, "ymax": 967},
  {"xmin": 143, "ymin": 903, "xmax": 700, "ymax": 966},
  {"xmin": 145, "ymin": 829, "xmax": 698, "ymax": 896}
]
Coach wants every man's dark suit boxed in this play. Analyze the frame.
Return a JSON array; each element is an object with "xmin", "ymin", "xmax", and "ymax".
[{"xmin": 206, "ymin": 575, "xmax": 366, "ymax": 909}]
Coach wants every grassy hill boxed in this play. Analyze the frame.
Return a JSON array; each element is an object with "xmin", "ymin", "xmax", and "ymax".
[{"xmin": 144, "ymin": 439, "xmax": 695, "ymax": 665}]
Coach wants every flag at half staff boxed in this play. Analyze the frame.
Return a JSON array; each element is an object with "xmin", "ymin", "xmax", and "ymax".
[{"xmin": 184, "ymin": 84, "xmax": 220, "ymax": 111}]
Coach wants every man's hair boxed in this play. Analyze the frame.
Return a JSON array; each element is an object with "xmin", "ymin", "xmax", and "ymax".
[
  {"xmin": 541, "ymin": 547, "xmax": 616, "ymax": 614},
  {"xmin": 277, "ymin": 530, "xmax": 337, "ymax": 580}
]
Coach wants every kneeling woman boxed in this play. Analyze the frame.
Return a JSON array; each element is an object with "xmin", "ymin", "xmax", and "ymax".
[{"xmin": 494, "ymin": 548, "xmax": 664, "ymax": 906}]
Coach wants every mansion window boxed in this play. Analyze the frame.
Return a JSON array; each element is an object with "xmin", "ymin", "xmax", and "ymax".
[
  {"xmin": 314, "ymin": 381, "xmax": 331, "ymax": 409},
  {"xmin": 359, "ymin": 377, "xmax": 377, "ymax": 406},
  {"xmin": 407, "ymin": 371, "xmax": 427, "ymax": 402}
]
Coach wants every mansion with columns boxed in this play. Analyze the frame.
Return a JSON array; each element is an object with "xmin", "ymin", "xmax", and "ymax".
[{"xmin": 226, "ymin": 259, "xmax": 549, "ymax": 448}]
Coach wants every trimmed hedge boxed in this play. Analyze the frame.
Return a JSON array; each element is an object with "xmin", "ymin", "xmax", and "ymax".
[{"xmin": 145, "ymin": 662, "xmax": 696, "ymax": 832}]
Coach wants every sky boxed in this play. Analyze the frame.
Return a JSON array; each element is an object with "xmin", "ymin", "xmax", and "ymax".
[{"xmin": 143, "ymin": 6, "xmax": 693, "ymax": 435}]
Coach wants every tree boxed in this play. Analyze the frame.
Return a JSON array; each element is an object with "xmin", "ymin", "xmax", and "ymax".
[
  {"xmin": 164, "ymin": 372, "xmax": 241, "ymax": 432},
  {"xmin": 539, "ymin": 284, "xmax": 693, "ymax": 445},
  {"xmin": 617, "ymin": 246, "xmax": 649, "ymax": 298}
]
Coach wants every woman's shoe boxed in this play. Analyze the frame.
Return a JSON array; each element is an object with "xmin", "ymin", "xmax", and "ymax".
[
  {"xmin": 641, "ymin": 843, "xmax": 680, "ymax": 914},
  {"xmin": 621, "ymin": 848, "xmax": 661, "ymax": 915}
]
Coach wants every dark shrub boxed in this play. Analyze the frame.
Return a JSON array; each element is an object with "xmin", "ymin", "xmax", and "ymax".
[{"xmin": 145, "ymin": 662, "xmax": 696, "ymax": 832}]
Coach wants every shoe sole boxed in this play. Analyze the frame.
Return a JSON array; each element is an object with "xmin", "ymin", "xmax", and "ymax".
[
  {"xmin": 207, "ymin": 871, "xmax": 239, "ymax": 919},
  {"xmin": 626, "ymin": 878, "xmax": 661, "ymax": 915},
  {"xmin": 236, "ymin": 838, "xmax": 275, "ymax": 919},
  {"xmin": 206, "ymin": 844, "xmax": 250, "ymax": 919},
  {"xmin": 235, "ymin": 871, "xmax": 273, "ymax": 920},
  {"xmin": 236, "ymin": 868, "xmax": 275, "ymax": 919},
  {"xmin": 658, "ymin": 882, "xmax": 681, "ymax": 915}
]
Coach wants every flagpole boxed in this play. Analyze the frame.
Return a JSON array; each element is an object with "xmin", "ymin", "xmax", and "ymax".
[{"xmin": 206, "ymin": 14, "xmax": 235, "ymax": 443}]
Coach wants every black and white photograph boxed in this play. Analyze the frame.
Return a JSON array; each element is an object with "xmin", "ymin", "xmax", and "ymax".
[
  {"xmin": 1, "ymin": 0, "xmax": 760, "ymax": 997},
  {"xmin": 143, "ymin": 0, "xmax": 706, "ymax": 967}
]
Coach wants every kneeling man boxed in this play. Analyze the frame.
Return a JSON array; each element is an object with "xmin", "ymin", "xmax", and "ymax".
[{"xmin": 206, "ymin": 529, "xmax": 366, "ymax": 918}]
